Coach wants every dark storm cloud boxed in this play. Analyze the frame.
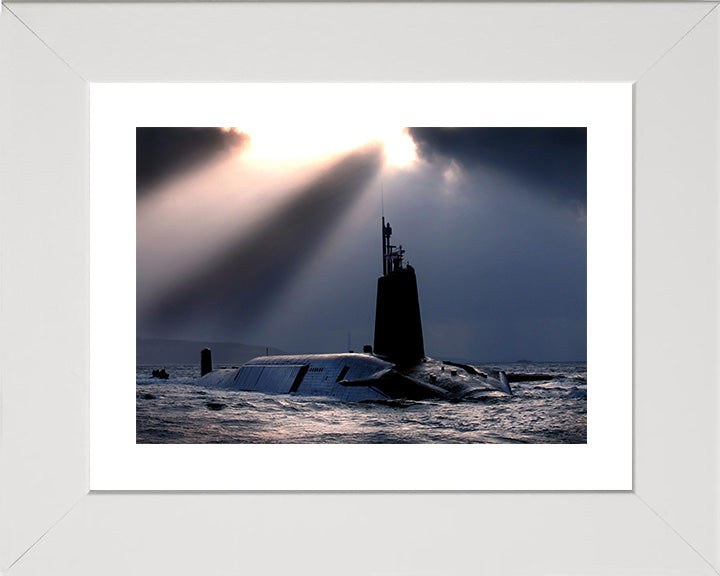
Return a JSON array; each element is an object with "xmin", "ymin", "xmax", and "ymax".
[
  {"xmin": 136, "ymin": 127, "xmax": 249, "ymax": 196},
  {"xmin": 407, "ymin": 127, "xmax": 586, "ymax": 204},
  {"xmin": 139, "ymin": 143, "xmax": 383, "ymax": 338}
]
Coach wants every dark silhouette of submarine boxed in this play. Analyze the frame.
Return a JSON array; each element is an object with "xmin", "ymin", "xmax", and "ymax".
[{"xmin": 200, "ymin": 218, "xmax": 511, "ymax": 401}]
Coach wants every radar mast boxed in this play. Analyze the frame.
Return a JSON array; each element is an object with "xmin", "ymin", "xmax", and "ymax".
[{"xmin": 381, "ymin": 217, "xmax": 406, "ymax": 276}]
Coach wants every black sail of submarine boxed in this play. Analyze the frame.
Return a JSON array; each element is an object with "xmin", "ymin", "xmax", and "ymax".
[
  {"xmin": 373, "ymin": 217, "xmax": 425, "ymax": 367},
  {"xmin": 199, "ymin": 218, "xmax": 511, "ymax": 400}
]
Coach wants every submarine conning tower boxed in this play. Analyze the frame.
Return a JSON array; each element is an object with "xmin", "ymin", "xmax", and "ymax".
[{"xmin": 373, "ymin": 218, "xmax": 425, "ymax": 366}]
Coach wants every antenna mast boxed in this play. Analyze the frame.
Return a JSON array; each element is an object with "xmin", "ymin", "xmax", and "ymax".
[
  {"xmin": 380, "ymin": 183, "xmax": 405, "ymax": 275},
  {"xmin": 381, "ymin": 181, "xmax": 386, "ymax": 276},
  {"xmin": 381, "ymin": 180, "xmax": 384, "ymax": 218},
  {"xmin": 382, "ymin": 216, "xmax": 387, "ymax": 276}
]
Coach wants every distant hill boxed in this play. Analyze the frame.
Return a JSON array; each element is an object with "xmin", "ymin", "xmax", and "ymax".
[{"xmin": 137, "ymin": 338, "xmax": 285, "ymax": 367}]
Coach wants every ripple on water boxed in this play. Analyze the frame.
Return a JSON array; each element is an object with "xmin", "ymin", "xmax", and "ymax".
[{"xmin": 136, "ymin": 362, "xmax": 587, "ymax": 444}]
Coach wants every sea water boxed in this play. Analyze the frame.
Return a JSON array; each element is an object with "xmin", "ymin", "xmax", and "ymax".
[{"xmin": 136, "ymin": 361, "xmax": 586, "ymax": 443}]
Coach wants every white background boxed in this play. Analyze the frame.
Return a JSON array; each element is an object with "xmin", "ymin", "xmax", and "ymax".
[{"xmin": 90, "ymin": 83, "xmax": 632, "ymax": 490}]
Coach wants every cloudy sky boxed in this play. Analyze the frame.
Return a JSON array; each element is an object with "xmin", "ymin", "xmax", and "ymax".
[{"xmin": 137, "ymin": 126, "xmax": 586, "ymax": 362}]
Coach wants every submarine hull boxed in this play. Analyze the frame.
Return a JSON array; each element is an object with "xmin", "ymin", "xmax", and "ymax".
[{"xmin": 200, "ymin": 353, "xmax": 510, "ymax": 401}]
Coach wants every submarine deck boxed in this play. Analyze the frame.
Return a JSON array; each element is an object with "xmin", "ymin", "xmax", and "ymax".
[
  {"xmin": 201, "ymin": 353, "xmax": 394, "ymax": 401},
  {"xmin": 200, "ymin": 353, "xmax": 511, "ymax": 401}
]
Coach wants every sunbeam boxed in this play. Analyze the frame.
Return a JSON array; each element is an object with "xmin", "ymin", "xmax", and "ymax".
[{"xmin": 139, "ymin": 143, "xmax": 384, "ymax": 339}]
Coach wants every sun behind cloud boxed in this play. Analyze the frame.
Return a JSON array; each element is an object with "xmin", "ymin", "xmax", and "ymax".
[
  {"xmin": 382, "ymin": 129, "xmax": 417, "ymax": 167},
  {"xmin": 222, "ymin": 125, "xmax": 416, "ymax": 168}
]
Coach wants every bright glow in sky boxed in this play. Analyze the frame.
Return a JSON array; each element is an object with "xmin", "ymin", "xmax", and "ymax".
[{"xmin": 223, "ymin": 126, "xmax": 417, "ymax": 167}]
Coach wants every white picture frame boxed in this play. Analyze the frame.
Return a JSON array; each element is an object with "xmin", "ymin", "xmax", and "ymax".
[{"xmin": 1, "ymin": 2, "xmax": 718, "ymax": 575}]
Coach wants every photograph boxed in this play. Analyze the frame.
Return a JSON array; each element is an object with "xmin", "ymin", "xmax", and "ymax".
[{"xmin": 136, "ymin": 126, "xmax": 587, "ymax": 444}]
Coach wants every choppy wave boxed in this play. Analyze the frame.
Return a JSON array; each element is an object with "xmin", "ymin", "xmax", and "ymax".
[{"xmin": 136, "ymin": 361, "xmax": 586, "ymax": 444}]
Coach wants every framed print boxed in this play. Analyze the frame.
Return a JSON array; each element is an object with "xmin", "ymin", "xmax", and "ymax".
[
  {"xmin": 89, "ymin": 82, "xmax": 629, "ymax": 491},
  {"xmin": 1, "ymin": 2, "xmax": 719, "ymax": 575}
]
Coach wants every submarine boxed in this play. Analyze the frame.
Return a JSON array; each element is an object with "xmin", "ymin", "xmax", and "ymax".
[{"xmin": 199, "ymin": 218, "xmax": 512, "ymax": 401}]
